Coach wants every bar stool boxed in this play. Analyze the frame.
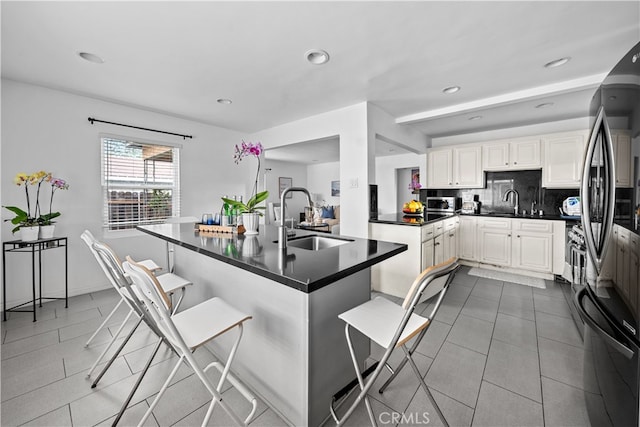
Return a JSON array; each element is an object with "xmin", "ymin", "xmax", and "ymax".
[
  {"xmin": 330, "ymin": 257, "xmax": 460, "ymax": 427},
  {"xmin": 80, "ymin": 231, "xmax": 192, "ymax": 380},
  {"xmin": 81, "ymin": 230, "xmax": 162, "ymax": 348},
  {"xmin": 124, "ymin": 257, "xmax": 258, "ymax": 427}
]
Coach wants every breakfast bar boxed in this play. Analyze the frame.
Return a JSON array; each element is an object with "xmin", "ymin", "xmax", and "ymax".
[{"xmin": 137, "ymin": 223, "xmax": 406, "ymax": 427}]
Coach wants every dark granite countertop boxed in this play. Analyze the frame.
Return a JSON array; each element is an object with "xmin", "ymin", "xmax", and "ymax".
[
  {"xmin": 369, "ymin": 212, "xmax": 455, "ymax": 226},
  {"xmin": 137, "ymin": 223, "xmax": 406, "ymax": 293},
  {"xmin": 615, "ymin": 219, "xmax": 640, "ymax": 236},
  {"xmin": 459, "ymin": 212, "xmax": 580, "ymax": 222}
]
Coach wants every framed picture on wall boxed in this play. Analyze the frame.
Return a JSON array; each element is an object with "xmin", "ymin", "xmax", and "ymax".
[
  {"xmin": 279, "ymin": 177, "xmax": 293, "ymax": 198},
  {"xmin": 331, "ymin": 180, "xmax": 340, "ymax": 197}
]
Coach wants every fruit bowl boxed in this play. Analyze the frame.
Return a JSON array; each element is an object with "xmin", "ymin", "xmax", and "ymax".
[{"xmin": 402, "ymin": 208, "xmax": 423, "ymax": 215}]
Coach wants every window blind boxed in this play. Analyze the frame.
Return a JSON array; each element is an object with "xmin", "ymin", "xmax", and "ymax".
[{"xmin": 101, "ymin": 136, "xmax": 181, "ymax": 230}]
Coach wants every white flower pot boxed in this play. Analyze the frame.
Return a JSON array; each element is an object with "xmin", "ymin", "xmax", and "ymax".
[
  {"xmin": 39, "ymin": 224, "xmax": 55, "ymax": 239},
  {"xmin": 20, "ymin": 226, "xmax": 40, "ymax": 241},
  {"xmin": 242, "ymin": 212, "xmax": 259, "ymax": 235}
]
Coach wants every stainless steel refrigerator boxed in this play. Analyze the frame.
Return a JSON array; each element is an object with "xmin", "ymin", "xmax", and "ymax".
[{"xmin": 576, "ymin": 41, "xmax": 640, "ymax": 427}]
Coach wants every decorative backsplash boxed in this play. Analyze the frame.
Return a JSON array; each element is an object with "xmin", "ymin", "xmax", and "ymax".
[{"xmin": 420, "ymin": 170, "xmax": 632, "ymax": 216}]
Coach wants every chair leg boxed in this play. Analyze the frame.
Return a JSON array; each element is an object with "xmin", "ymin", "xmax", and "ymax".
[
  {"xmin": 111, "ymin": 337, "xmax": 164, "ymax": 427},
  {"xmin": 86, "ymin": 309, "xmax": 135, "ymax": 377},
  {"xmin": 332, "ymin": 325, "xmax": 378, "ymax": 427},
  {"xmin": 378, "ymin": 327, "xmax": 428, "ymax": 394},
  {"xmin": 201, "ymin": 325, "xmax": 257, "ymax": 426},
  {"xmin": 138, "ymin": 354, "xmax": 185, "ymax": 427},
  {"xmin": 91, "ymin": 316, "xmax": 143, "ymax": 388},
  {"xmin": 402, "ymin": 345, "xmax": 449, "ymax": 427},
  {"xmin": 85, "ymin": 299, "xmax": 124, "ymax": 347}
]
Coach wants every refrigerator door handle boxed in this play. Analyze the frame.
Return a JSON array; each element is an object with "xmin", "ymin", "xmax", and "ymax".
[{"xmin": 575, "ymin": 287, "xmax": 635, "ymax": 360}]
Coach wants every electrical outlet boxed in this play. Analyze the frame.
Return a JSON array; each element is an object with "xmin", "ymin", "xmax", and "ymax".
[{"xmin": 350, "ymin": 178, "xmax": 358, "ymax": 188}]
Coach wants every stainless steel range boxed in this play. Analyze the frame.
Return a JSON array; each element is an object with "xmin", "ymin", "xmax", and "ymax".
[{"xmin": 564, "ymin": 223, "xmax": 587, "ymax": 338}]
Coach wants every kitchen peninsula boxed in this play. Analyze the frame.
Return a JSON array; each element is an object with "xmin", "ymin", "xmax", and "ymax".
[{"xmin": 137, "ymin": 223, "xmax": 406, "ymax": 427}]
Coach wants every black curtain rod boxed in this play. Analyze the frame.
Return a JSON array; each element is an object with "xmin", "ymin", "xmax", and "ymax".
[{"xmin": 88, "ymin": 117, "xmax": 193, "ymax": 140}]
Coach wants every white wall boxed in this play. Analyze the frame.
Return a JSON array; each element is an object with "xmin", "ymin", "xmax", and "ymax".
[
  {"xmin": 251, "ymin": 103, "xmax": 371, "ymax": 237},
  {"xmin": 375, "ymin": 153, "xmax": 423, "ymax": 214},
  {"xmin": 306, "ymin": 161, "xmax": 340, "ymax": 207},
  {"xmin": 1, "ymin": 79, "xmax": 257, "ymax": 305},
  {"xmin": 263, "ymin": 159, "xmax": 308, "ymax": 224}
]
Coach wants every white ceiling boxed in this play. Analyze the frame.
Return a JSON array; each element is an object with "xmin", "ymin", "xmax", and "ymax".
[{"xmin": 2, "ymin": 1, "xmax": 639, "ymax": 164}]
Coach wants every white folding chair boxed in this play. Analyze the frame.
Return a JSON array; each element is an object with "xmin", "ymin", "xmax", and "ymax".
[
  {"xmin": 80, "ymin": 231, "xmax": 192, "ymax": 381},
  {"xmin": 124, "ymin": 257, "xmax": 258, "ymax": 427},
  {"xmin": 91, "ymin": 243, "xmax": 177, "ymax": 426},
  {"xmin": 81, "ymin": 230, "xmax": 162, "ymax": 348},
  {"xmin": 330, "ymin": 257, "xmax": 460, "ymax": 427}
]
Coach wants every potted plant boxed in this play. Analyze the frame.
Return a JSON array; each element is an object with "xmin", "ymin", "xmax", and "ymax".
[
  {"xmin": 38, "ymin": 175, "xmax": 69, "ymax": 238},
  {"xmin": 222, "ymin": 141, "xmax": 269, "ymax": 234},
  {"xmin": 3, "ymin": 172, "xmax": 44, "ymax": 241}
]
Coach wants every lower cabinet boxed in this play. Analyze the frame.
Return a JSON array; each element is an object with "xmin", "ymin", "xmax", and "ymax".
[
  {"xmin": 422, "ymin": 238, "xmax": 434, "ymax": 270},
  {"xmin": 434, "ymin": 233, "xmax": 444, "ymax": 265},
  {"xmin": 478, "ymin": 218, "xmax": 512, "ymax": 266},
  {"xmin": 613, "ymin": 225, "xmax": 640, "ymax": 315},
  {"xmin": 473, "ymin": 217, "xmax": 560, "ymax": 275},
  {"xmin": 512, "ymin": 233, "xmax": 552, "ymax": 272},
  {"xmin": 459, "ymin": 216, "xmax": 477, "ymax": 260}
]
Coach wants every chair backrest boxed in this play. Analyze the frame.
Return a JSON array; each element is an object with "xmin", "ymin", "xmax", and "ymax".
[
  {"xmin": 123, "ymin": 259, "xmax": 186, "ymax": 351},
  {"xmin": 402, "ymin": 257, "xmax": 460, "ymax": 312},
  {"xmin": 81, "ymin": 230, "xmax": 123, "ymax": 292}
]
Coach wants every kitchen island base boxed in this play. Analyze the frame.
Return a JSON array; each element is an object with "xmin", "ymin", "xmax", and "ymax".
[{"xmin": 174, "ymin": 246, "xmax": 370, "ymax": 427}]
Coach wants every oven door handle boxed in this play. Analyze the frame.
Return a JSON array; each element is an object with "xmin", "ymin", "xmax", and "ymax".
[{"xmin": 575, "ymin": 287, "xmax": 635, "ymax": 360}]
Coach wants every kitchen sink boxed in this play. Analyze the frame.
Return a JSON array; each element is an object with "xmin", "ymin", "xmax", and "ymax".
[{"xmin": 285, "ymin": 235, "xmax": 353, "ymax": 251}]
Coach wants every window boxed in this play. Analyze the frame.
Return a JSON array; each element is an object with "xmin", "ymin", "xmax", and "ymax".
[{"xmin": 101, "ymin": 136, "xmax": 180, "ymax": 231}]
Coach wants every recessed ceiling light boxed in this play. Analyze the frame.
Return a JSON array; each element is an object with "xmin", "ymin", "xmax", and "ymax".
[
  {"xmin": 535, "ymin": 102, "xmax": 554, "ymax": 109},
  {"xmin": 544, "ymin": 57, "xmax": 571, "ymax": 68},
  {"xmin": 217, "ymin": 98, "xmax": 232, "ymax": 105},
  {"xmin": 442, "ymin": 86, "xmax": 460, "ymax": 94},
  {"xmin": 468, "ymin": 115, "xmax": 483, "ymax": 121},
  {"xmin": 78, "ymin": 52, "xmax": 104, "ymax": 64},
  {"xmin": 305, "ymin": 49, "xmax": 330, "ymax": 65}
]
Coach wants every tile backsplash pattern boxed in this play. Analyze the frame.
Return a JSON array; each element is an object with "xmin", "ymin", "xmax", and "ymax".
[{"xmin": 422, "ymin": 170, "xmax": 579, "ymax": 216}]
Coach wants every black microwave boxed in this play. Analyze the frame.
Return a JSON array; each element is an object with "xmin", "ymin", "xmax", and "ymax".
[{"xmin": 425, "ymin": 197, "xmax": 461, "ymax": 213}]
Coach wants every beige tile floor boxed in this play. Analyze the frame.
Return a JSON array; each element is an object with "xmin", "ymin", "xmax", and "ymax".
[{"xmin": 1, "ymin": 266, "xmax": 595, "ymax": 426}]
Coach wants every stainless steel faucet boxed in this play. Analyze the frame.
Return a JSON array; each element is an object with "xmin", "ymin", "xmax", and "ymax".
[
  {"xmin": 502, "ymin": 189, "xmax": 520, "ymax": 216},
  {"xmin": 279, "ymin": 187, "xmax": 313, "ymax": 249}
]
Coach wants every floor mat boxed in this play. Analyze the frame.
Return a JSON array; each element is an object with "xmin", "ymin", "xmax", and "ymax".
[{"xmin": 468, "ymin": 267, "xmax": 546, "ymax": 289}]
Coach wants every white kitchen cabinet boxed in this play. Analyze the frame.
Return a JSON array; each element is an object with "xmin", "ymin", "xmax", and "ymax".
[
  {"xmin": 458, "ymin": 216, "xmax": 477, "ymax": 260},
  {"xmin": 434, "ymin": 233, "xmax": 444, "ymax": 265},
  {"xmin": 483, "ymin": 138, "xmax": 541, "ymax": 171},
  {"xmin": 613, "ymin": 130, "xmax": 632, "ymax": 187},
  {"xmin": 443, "ymin": 217, "xmax": 458, "ymax": 260},
  {"xmin": 427, "ymin": 145, "xmax": 482, "ymax": 189},
  {"xmin": 422, "ymin": 239, "xmax": 434, "ymax": 270},
  {"xmin": 453, "ymin": 145, "xmax": 483, "ymax": 187},
  {"xmin": 473, "ymin": 217, "xmax": 559, "ymax": 275},
  {"xmin": 421, "ymin": 223, "xmax": 435, "ymax": 270},
  {"xmin": 616, "ymin": 226, "xmax": 631, "ymax": 301},
  {"xmin": 512, "ymin": 219, "xmax": 553, "ymax": 272},
  {"xmin": 427, "ymin": 149, "xmax": 453, "ymax": 188},
  {"xmin": 541, "ymin": 131, "xmax": 588, "ymax": 188},
  {"xmin": 370, "ymin": 217, "xmax": 449, "ymax": 298},
  {"xmin": 478, "ymin": 218, "xmax": 512, "ymax": 267}
]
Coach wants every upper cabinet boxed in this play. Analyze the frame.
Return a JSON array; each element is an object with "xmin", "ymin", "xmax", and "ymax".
[
  {"xmin": 541, "ymin": 130, "xmax": 588, "ymax": 188},
  {"xmin": 427, "ymin": 145, "xmax": 483, "ymax": 189},
  {"xmin": 612, "ymin": 130, "xmax": 632, "ymax": 188},
  {"xmin": 483, "ymin": 138, "xmax": 541, "ymax": 171}
]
